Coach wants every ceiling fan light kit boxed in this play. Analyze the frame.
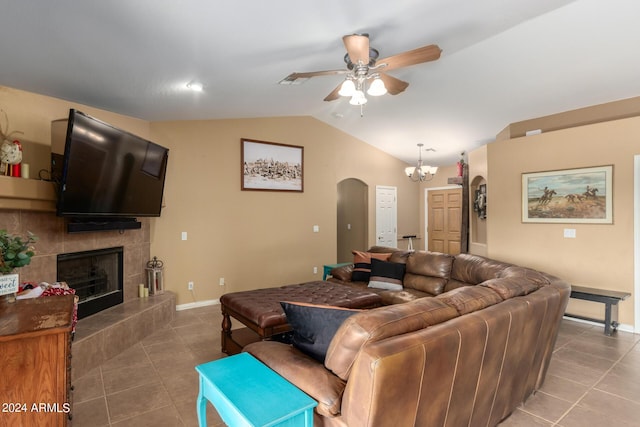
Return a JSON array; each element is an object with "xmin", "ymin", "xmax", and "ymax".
[
  {"xmin": 339, "ymin": 74, "xmax": 386, "ymax": 105},
  {"xmin": 406, "ymin": 143, "xmax": 438, "ymax": 182}
]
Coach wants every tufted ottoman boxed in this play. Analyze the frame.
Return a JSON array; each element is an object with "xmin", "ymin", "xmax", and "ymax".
[{"xmin": 220, "ymin": 281, "xmax": 381, "ymax": 354}]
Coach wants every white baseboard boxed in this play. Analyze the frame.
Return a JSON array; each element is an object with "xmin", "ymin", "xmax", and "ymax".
[
  {"xmin": 176, "ymin": 298, "xmax": 220, "ymax": 311},
  {"xmin": 562, "ymin": 315, "xmax": 635, "ymax": 334}
]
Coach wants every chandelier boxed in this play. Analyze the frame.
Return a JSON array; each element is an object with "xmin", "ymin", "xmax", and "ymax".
[
  {"xmin": 405, "ymin": 143, "xmax": 438, "ymax": 182},
  {"xmin": 337, "ymin": 48, "xmax": 387, "ymax": 105}
]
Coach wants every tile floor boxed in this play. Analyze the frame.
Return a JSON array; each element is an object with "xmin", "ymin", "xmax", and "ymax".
[{"xmin": 71, "ymin": 306, "xmax": 640, "ymax": 426}]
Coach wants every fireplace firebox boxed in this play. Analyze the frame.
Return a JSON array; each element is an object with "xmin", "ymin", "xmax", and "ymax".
[{"xmin": 57, "ymin": 246, "xmax": 123, "ymax": 319}]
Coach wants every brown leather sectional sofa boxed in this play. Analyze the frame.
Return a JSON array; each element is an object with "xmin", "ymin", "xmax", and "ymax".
[{"xmin": 244, "ymin": 248, "xmax": 570, "ymax": 427}]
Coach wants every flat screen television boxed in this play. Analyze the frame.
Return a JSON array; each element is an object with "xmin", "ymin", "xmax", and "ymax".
[{"xmin": 56, "ymin": 109, "xmax": 169, "ymax": 225}]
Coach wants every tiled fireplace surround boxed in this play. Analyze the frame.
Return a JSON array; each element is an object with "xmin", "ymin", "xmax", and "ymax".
[{"xmin": 0, "ymin": 209, "xmax": 176, "ymax": 380}]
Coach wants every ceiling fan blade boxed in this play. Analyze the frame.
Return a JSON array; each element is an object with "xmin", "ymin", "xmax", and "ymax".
[
  {"xmin": 284, "ymin": 69, "xmax": 348, "ymax": 81},
  {"xmin": 343, "ymin": 34, "xmax": 370, "ymax": 64},
  {"xmin": 378, "ymin": 44, "xmax": 441, "ymax": 71},
  {"xmin": 323, "ymin": 83, "xmax": 342, "ymax": 102},
  {"xmin": 378, "ymin": 73, "xmax": 409, "ymax": 95}
]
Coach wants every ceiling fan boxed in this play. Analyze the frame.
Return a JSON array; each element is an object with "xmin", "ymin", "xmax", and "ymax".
[{"xmin": 281, "ymin": 34, "xmax": 441, "ymax": 105}]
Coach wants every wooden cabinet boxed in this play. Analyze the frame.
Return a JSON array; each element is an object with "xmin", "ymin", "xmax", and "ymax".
[{"xmin": 0, "ymin": 295, "xmax": 74, "ymax": 427}]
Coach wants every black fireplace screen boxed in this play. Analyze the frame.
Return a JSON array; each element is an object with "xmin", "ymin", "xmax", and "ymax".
[{"xmin": 57, "ymin": 246, "xmax": 123, "ymax": 319}]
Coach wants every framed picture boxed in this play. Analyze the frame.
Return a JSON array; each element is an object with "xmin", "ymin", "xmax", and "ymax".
[
  {"xmin": 241, "ymin": 139, "xmax": 303, "ymax": 192},
  {"xmin": 522, "ymin": 165, "xmax": 613, "ymax": 223}
]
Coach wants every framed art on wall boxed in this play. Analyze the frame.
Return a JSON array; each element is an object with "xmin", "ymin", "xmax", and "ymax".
[
  {"xmin": 522, "ymin": 165, "xmax": 613, "ymax": 223},
  {"xmin": 241, "ymin": 139, "xmax": 304, "ymax": 192}
]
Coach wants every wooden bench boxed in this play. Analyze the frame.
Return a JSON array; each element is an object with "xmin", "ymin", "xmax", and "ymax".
[{"xmin": 566, "ymin": 285, "xmax": 630, "ymax": 335}]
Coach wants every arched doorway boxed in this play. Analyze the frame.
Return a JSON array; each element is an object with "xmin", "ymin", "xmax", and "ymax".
[{"xmin": 337, "ymin": 178, "xmax": 368, "ymax": 263}]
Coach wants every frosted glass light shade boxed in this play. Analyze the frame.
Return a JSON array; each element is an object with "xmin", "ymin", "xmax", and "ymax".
[
  {"xmin": 349, "ymin": 90, "xmax": 367, "ymax": 105},
  {"xmin": 367, "ymin": 78, "xmax": 387, "ymax": 96},
  {"xmin": 338, "ymin": 80, "xmax": 356, "ymax": 96}
]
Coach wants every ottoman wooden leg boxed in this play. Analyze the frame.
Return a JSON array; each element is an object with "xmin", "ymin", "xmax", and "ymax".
[{"xmin": 221, "ymin": 306, "xmax": 232, "ymax": 354}]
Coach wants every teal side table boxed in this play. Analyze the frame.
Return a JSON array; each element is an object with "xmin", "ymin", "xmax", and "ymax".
[
  {"xmin": 323, "ymin": 262, "xmax": 352, "ymax": 280},
  {"xmin": 195, "ymin": 353, "xmax": 317, "ymax": 427}
]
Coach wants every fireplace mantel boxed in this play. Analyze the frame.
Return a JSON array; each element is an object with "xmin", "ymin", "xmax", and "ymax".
[{"xmin": 0, "ymin": 175, "xmax": 57, "ymax": 212}]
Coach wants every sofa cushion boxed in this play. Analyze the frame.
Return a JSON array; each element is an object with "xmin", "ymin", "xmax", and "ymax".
[
  {"xmin": 352, "ymin": 250, "xmax": 392, "ymax": 282},
  {"xmin": 436, "ymin": 285, "xmax": 503, "ymax": 315},
  {"xmin": 499, "ymin": 266, "xmax": 551, "ymax": 285},
  {"xmin": 377, "ymin": 288, "xmax": 432, "ymax": 305},
  {"xmin": 368, "ymin": 258, "xmax": 405, "ymax": 291},
  {"xmin": 403, "ymin": 251, "xmax": 454, "ymax": 295},
  {"xmin": 450, "ymin": 253, "xmax": 511, "ymax": 285},
  {"xmin": 280, "ymin": 301, "xmax": 360, "ymax": 362},
  {"xmin": 330, "ymin": 263, "xmax": 354, "ymax": 282},
  {"xmin": 244, "ymin": 341, "xmax": 346, "ymax": 417},
  {"xmin": 388, "ymin": 250, "xmax": 411, "ymax": 264},
  {"xmin": 325, "ymin": 298, "xmax": 459, "ymax": 380},
  {"xmin": 479, "ymin": 277, "xmax": 540, "ymax": 300}
]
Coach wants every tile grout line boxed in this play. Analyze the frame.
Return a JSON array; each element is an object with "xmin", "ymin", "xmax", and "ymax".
[
  {"xmin": 98, "ymin": 367, "xmax": 112, "ymax": 427},
  {"xmin": 550, "ymin": 334, "xmax": 637, "ymax": 426},
  {"xmin": 517, "ymin": 326, "xmax": 623, "ymax": 426}
]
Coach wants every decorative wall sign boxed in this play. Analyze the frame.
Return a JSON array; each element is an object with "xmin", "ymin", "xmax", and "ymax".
[
  {"xmin": 0, "ymin": 273, "xmax": 19, "ymax": 296},
  {"xmin": 522, "ymin": 165, "xmax": 612, "ymax": 223},
  {"xmin": 241, "ymin": 139, "xmax": 303, "ymax": 192}
]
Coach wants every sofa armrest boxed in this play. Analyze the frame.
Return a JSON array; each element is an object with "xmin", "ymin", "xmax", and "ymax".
[{"xmin": 244, "ymin": 341, "xmax": 346, "ymax": 417}]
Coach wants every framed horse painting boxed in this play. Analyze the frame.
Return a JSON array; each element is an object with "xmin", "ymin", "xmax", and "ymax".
[{"xmin": 522, "ymin": 165, "xmax": 613, "ymax": 223}]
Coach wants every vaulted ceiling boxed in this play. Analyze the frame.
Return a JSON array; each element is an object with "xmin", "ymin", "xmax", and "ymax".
[{"xmin": 1, "ymin": 1, "xmax": 639, "ymax": 165}]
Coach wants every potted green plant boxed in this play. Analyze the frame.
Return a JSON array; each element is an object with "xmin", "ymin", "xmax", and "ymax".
[{"xmin": 0, "ymin": 229, "xmax": 37, "ymax": 303}]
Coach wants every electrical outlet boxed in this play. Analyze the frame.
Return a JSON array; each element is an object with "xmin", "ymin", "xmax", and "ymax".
[
  {"xmin": 188, "ymin": 281, "xmax": 194, "ymax": 290},
  {"xmin": 219, "ymin": 277, "xmax": 225, "ymax": 286},
  {"xmin": 313, "ymin": 266, "xmax": 318, "ymax": 274}
]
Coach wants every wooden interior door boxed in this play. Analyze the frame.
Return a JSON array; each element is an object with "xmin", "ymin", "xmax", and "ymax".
[{"xmin": 428, "ymin": 188, "xmax": 462, "ymax": 254}]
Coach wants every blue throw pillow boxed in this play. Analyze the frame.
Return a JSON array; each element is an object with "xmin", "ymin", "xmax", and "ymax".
[{"xmin": 280, "ymin": 301, "xmax": 360, "ymax": 362}]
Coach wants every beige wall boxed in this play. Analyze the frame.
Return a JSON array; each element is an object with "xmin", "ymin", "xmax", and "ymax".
[
  {"xmin": 4, "ymin": 84, "xmax": 639, "ymax": 326},
  {"xmin": 486, "ymin": 116, "xmax": 640, "ymax": 326},
  {"xmin": 337, "ymin": 179, "xmax": 368, "ymax": 263},
  {"xmin": 0, "ymin": 86, "xmax": 150, "ymax": 147},
  {"xmin": 0, "ymin": 85, "xmax": 420, "ymax": 306},
  {"xmin": 469, "ymin": 145, "xmax": 488, "ymax": 256},
  {"xmin": 149, "ymin": 117, "xmax": 419, "ymax": 304}
]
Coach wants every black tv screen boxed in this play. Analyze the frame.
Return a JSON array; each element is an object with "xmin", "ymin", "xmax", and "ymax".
[{"xmin": 56, "ymin": 109, "xmax": 169, "ymax": 218}]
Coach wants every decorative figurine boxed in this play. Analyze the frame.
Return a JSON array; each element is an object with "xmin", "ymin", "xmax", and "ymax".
[
  {"xmin": 0, "ymin": 109, "xmax": 24, "ymax": 177},
  {"xmin": 1, "ymin": 140, "xmax": 22, "ymax": 176}
]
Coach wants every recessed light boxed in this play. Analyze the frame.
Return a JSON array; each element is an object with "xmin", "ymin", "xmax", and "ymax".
[{"xmin": 186, "ymin": 81, "xmax": 204, "ymax": 92}]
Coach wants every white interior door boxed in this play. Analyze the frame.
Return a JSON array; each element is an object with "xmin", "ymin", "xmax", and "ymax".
[{"xmin": 376, "ymin": 185, "xmax": 397, "ymax": 248}]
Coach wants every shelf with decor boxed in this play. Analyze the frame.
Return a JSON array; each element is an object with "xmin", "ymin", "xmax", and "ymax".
[{"xmin": 0, "ymin": 175, "xmax": 57, "ymax": 211}]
